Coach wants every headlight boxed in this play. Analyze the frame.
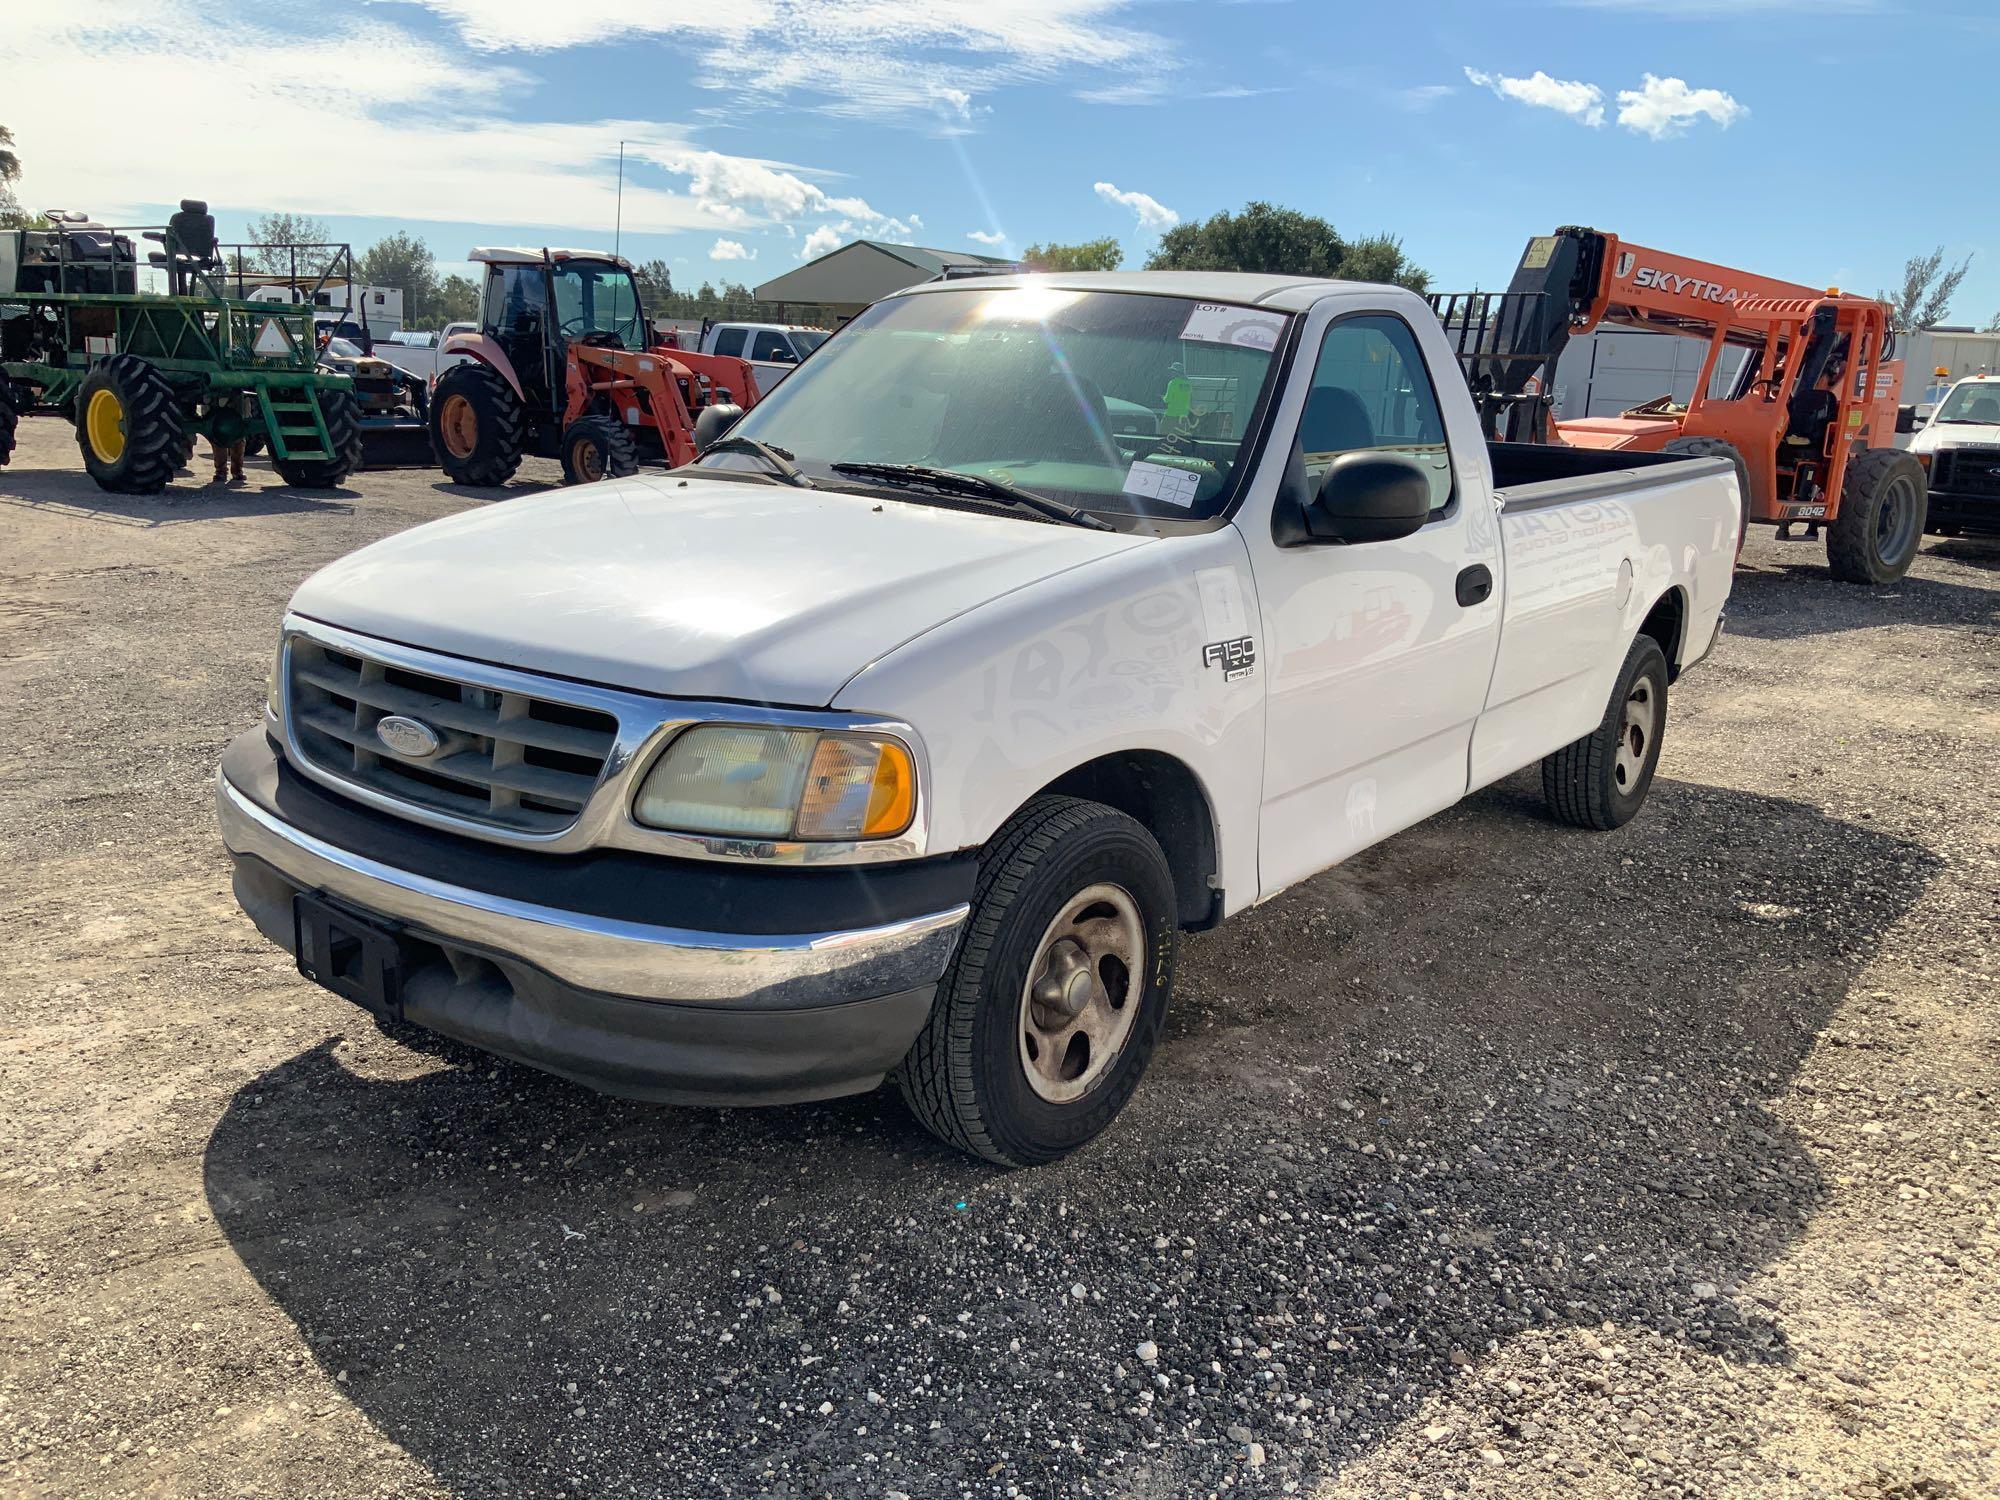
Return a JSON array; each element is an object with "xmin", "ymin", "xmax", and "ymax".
[{"xmin": 633, "ymin": 725, "xmax": 916, "ymax": 842}]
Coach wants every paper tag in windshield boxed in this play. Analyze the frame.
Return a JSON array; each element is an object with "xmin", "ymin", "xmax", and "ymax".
[
  {"xmin": 1179, "ymin": 304, "xmax": 1287, "ymax": 351},
  {"xmin": 1124, "ymin": 460, "xmax": 1202, "ymax": 509}
]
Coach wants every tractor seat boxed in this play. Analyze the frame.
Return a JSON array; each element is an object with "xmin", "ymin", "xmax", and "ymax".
[{"xmin": 147, "ymin": 199, "xmax": 220, "ymax": 274}]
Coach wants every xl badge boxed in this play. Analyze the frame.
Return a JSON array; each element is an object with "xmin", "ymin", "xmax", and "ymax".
[{"xmin": 1202, "ymin": 636, "xmax": 1256, "ymax": 682}]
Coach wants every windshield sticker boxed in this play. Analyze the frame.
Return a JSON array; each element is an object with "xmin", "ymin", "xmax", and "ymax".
[
  {"xmin": 1124, "ymin": 460, "xmax": 1203, "ymax": 509},
  {"xmin": 1179, "ymin": 304, "xmax": 1287, "ymax": 351}
]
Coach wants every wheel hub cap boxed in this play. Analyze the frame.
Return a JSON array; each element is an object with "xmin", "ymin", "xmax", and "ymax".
[
  {"xmin": 1614, "ymin": 680, "xmax": 1656, "ymax": 791},
  {"xmin": 85, "ymin": 388, "xmax": 126, "ymax": 463},
  {"xmin": 1018, "ymin": 884, "xmax": 1145, "ymax": 1105},
  {"xmin": 440, "ymin": 395, "xmax": 477, "ymax": 459}
]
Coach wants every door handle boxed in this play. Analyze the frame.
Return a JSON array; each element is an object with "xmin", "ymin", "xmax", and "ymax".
[{"xmin": 1455, "ymin": 564, "xmax": 1494, "ymax": 608}]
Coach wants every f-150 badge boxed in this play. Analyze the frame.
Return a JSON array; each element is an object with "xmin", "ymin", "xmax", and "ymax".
[{"xmin": 1202, "ymin": 637, "xmax": 1256, "ymax": 681}]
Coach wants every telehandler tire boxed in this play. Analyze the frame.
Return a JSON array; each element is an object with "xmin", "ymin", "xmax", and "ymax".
[
  {"xmin": 897, "ymin": 796, "xmax": 1177, "ymax": 1167},
  {"xmin": 274, "ymin": 389, "xmax": 364, "ymax": 489},
  {"xmin": 1541, "ymin": 634, "xmax": 1668, "ymax": 831},
  {"xmin": 1662, "ymin": 436, "xmax": 1750, "ymax": 556},
  {"xmin": 430, "ymin": 362, "xmax": 525, "ymax": 488},
  {"xmin": 1827, "ymin": 447, "xmax": 1926, "ymax": 585},
  {"xmin": 560, "ymin": 414, "xmax": 640, "ymax": 485},
  {"xmin": 75, "ymin": 354, "xmax": 185, "ymax": 495}
]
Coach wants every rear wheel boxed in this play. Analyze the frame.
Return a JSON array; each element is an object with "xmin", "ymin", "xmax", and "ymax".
[
  {"xmin": 1827, "ymin": 447, "xmax": 1927, "ymax": 584},
  {"xmin": 1541, "ymin": 634, "xmax": 1669, "ymax": 831},
  {"xmin": 1662, "ymin": 435, "xmax": 1750, "ymax": 557},
  {"xmin": 430, "ymin": 362, "xmax": 525, "ymax": 487},
  {"xmin": 0, "ymin": 380, "xmax": 18, "ymax": 468},
  {"xmin": 274, "ymin": 389, "xmax": 363, "ymax": 488},
  {"xmin": 560, "ymin": 414, "xmax": 640, "ymax": 485},
  {"xmin": 75, "ymin": 354, "xmax": 185, "ymax": 494},
  {"xmin": 898, "ymin": 796, "xmax": 1178, "ymax": 1167}
]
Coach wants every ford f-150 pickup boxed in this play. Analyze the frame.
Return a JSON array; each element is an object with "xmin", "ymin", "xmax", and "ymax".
[{"xmin": 217, "ymin": 271, "xmax": 1740, "ymax": 1165}]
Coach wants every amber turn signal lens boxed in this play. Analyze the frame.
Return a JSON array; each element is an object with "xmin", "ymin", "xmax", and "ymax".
[{"xmin": 794, "ymin": 736, "xmax": 916, "ymax": 841}]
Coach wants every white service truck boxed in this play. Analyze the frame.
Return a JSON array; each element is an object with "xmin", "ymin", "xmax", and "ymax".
[
  {"xmin": 1907, "ymin": 373, "xmax": 2000, "ymax": 538},
  {"xmin": 217, "ymin": 272, "xmax": 1739, "ymax": 1165}
]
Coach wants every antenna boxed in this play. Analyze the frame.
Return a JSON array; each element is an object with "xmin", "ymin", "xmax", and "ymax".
[{"xmin": 614, "ymin": 140, "xmax": 626, "ymax": 261}]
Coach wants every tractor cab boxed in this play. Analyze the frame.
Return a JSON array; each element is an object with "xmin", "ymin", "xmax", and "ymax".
[{"xmin": 469, "ymin": 248, "xmax": 647, "ymax": 415}]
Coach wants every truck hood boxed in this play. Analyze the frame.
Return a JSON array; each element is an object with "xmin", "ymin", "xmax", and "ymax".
[
  {"xmin": 1912, "ymin": 422, "xmax": 2000, "ymax": 454},
  {"xmin": 290, "ymin": 475, "xmax": 1148, "ymax": 706}
]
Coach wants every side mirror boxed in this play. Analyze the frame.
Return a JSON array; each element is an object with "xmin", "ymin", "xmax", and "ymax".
[
  {"xmin": 1300, "ymin": 451, "xmax": 1433, "ymax": 545},
  {"xmin": 770, "ymin": 348, "xmax": 798, "ymax": 364}
]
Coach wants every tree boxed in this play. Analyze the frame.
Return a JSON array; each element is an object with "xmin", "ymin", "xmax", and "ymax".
[
  {"xmin": 1145, "ymin": 201, "xmax": 1428, "ymax": 292},
  {"xmin": 1882, "ymin": 246, "xmax": 1973, "ymax": 331},
  {"xmin": 246, "ymin": 211, "xmax": 332, "ymax": 275},
  {"xmin": 1022, "ymin": 237, "xmax": 1122, "ymax": 272},
  {"xmin": 0, "ymin": 124, "xmax": 39, "ymax": 231},
  {"xmin": 632, "ymin": 258, "xmax": 673, "ymax": 308},
  {"xmin": 357, "ymin": 231, "xmax": 438, "ymax": 326},
  {"xmin": 433, "ymin": 272, "xmax": 480, "ymax": 329}
]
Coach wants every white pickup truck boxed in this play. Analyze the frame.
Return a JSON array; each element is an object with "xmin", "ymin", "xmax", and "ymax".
[
  {"xmin": 1908, "ymin": 373, "xmax": 2000, "ymax": 538},
  {"xmin": 217, "ymin": 271, "xmax": 1739, "ymax": 1165}
]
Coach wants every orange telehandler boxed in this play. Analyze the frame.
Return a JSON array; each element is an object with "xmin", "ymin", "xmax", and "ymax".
[{"xmin": 1430, "ymin": 228, "xmax": 1927, "ymax": 583}]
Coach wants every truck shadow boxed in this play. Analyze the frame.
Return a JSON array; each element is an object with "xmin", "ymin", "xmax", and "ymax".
[
  {"xmin": 0, "ymin": 461, "xmax": 357, "ymax": 522},
  {"xmin": 201, "ymin": 780, "xmax": 1936, "ymax": 1495},
  {"xmin": 1717, "ymin": 554, "xmax": 1997, "ymax": 639}
]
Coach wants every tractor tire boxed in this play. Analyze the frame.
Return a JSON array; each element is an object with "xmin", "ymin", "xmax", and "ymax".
[
  {"xmin": 896, "ymin": 796, "xmax": 1178, "ymax": 1167},
  {"xmin": 1827, "ymin": 447, "xmax": 1927, "ymax": 585},
  {"xmin": 560, "ymin": 414, "xmax": 640, "ymax": 485},
  {"xmin": 75, "ymin": 354, "xmax": 186, "ymax": 495},
  {"xmin": 274, "ymin": 389, "xmax": 363, "ymax": 489},
  {"xmin": 0, "ymin": 380, "xmax": 18, "ymax": 469},
  {"xmin": 1541, "ymin": 634, "xmax": 1669, "ymax": 831},
  {"xmin": 1662, "ymin": 436, "xmax": 1750, "ymax": 557},
  {"xmin": 430, "ymin": 362, "xmax": 525, "ymax": 488}
]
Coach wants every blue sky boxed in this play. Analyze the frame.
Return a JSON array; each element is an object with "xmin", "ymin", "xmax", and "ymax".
[{"xmin": 6, "ymin": 0, "xmax": 1997, "ymax": 323}]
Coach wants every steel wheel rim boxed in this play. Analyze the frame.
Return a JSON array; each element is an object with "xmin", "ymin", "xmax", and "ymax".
[
  {"xmin": 1017, "ymin": 883, "xmax": 1145, "ymax": 1105},
  {"xmin": 576, "ymin": 437, "xmax": 603, "ymax": 482},
  {"xmin": 85, "ymin": 388, "xmax": 126, "ymax": 462},
  {"xmin": 439, "ymin": 394, "xmax": 477, "ymax": 459},
  {"xmin": 1875, "ymin": 474, "xmax": 1918, "ymax": 563},
  {"xmin": 1614, "ymin": 677, "xmax": 1657, "ymax": 792}
]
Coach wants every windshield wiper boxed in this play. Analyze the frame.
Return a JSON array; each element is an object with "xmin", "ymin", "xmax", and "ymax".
[
  {"xmin": 701, "ymin": 435, "xmax": 816, "ymax": 488},
  {"xmin": 828, "ymin": 462, "xmax": 1112, "ymax": 531}
]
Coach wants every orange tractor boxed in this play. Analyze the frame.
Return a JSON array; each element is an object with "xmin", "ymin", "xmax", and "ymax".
[
  {"xmin": 1431, "ymin": 228, "xmax": 1926, "ymax": 583},
  {"xmin": 430, "ymin": 247, "xmax": 760, "ymax": 487}
]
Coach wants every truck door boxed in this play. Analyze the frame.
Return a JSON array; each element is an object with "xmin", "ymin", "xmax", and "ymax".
[
  {"xmin": 1244, "ymin": 306, "xmax": 1502, "ymax": 897},
  {"xmin": 749, "ymin": 328, "xmax": 802, "ymax": 396}
]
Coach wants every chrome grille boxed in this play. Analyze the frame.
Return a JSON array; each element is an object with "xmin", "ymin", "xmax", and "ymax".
[
  {"xmin": 1932, "ymin": 446, "xmax": 2000, "ymax": 498},
  {"xmin": 286, "ymin": 634, "xmax": 618, "ymax": 833}
]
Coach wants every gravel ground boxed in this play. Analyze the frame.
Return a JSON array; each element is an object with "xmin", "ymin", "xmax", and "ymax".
[{"xmin": 1, "ymin": 413, "xmax": 1996, "ymax": 1499}]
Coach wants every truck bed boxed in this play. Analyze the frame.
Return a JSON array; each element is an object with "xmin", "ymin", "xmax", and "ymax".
[{"xmin": 1485, "ymin": 439, "xmax": 1732, "ymax": 509}]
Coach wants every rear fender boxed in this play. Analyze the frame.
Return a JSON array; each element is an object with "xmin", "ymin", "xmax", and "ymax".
[{"xmin": 440, "ymin": 333, "xmax": 525, "ymax": 404}]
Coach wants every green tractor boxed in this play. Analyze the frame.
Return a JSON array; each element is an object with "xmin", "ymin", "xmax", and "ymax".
[{"xmin": 0, "ymin": 200, "xmax": 363, "ymax": 493}]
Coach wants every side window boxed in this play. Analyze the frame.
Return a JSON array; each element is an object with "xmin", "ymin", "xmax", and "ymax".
[
  {"xmin": 483, "ymin": 266, "xmax": 540, "ymax": 335},
  {"xmin": 1296, "ymin": 314, "xmax": 1453, "ymax": 514},
  {"xmin": 751, "ymin": 330, "xmax": 795, "ymax": 362},
  {"xmin": 711, "ymin": 327, "xmax": 747, "ymax": 358}
]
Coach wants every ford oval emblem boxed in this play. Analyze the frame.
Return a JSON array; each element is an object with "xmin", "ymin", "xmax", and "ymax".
[{"xmin": 375, "ymin": 714, "xmax": 441, "ymax": 759}]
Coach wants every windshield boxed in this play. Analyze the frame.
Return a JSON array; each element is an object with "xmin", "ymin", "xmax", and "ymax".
[
  {"xmin": 791, "ymin": 329, "xmax": 828, "ymax": 354},
  {"xmin": 549, "ymin": 260, "xmax": 647, "ymax": 350},
  {"xmin": 1935, "ymin": 381, "xmax": 2000, "ymax": 424},
  {"xmin": 325, "ymin": 338, "xmax": 364, "ymax": 359},
  {"xmin": 702, "ymin": 287, "xmax": 1291, "ymax": 521}
]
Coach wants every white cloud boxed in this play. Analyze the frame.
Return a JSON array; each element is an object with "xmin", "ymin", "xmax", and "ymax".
[
  {"xmin": 966, "ymin": 229, "xmax": 1010, "ymax": 247},
  {"xmin": 799, "ymin": 224, "xmax": 846, "ymax": 261},
  {"xmin": 709, "ymin": 238, "xmax": 756, "ymax": 261},
  {"xmin": 1615, "ymin": 74, "xmax": 1748, "ymax": 139},
  {"xmin": 1463, "ymin": 66, "xmax": 1604, "ymax": 127},
  {"xmin": 1093, "ymin": 181, "xmax": 1179, "ymax": 233},
  {"xmin": 386, "ymin": 0, "xmax": 1175, "ymax": 127},
  {"xmin": 1393, "ymin": 84, "xmax": 1456, "ymax": 111}
]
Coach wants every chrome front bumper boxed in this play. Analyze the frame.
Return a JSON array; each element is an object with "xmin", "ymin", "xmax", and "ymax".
[{"xmin": 216, "ymin": 770, "xmax": 969, "ymax": 1007}]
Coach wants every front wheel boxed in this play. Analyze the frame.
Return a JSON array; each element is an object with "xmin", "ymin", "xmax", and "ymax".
[
  {"xmin": 1827, "ymin": 447, "xmax": 1927, "ymax": 584},
  {"xmin": 1541, "ymin": 634, "xmax": 1669, "ymax": 831},
  {"xmin": 560, "ymin": 414, "xmax": 639, "ymax": 485},
  {"xmin": 430, "ymin": 362, "xmax": 525, "ymax": 487},
  {"xmin": 75, "ymin": 354, "xmax": 186, "ymax": 494},
  {"xmin": 0, "ymin": 379, "xmax": 18, "ymax": 468},
  {"xmin": 898, "ymin": 797, "xmax": 1178, "ymax": 1167}
]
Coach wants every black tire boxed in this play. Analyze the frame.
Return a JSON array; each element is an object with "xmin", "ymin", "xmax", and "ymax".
[
  {"xmin": 430, "ymin": 362, "xmax": 525, "ymax": 487},
  {"xmin": 0, "ymin": 380, "xmax": 17, "ymax": 469},
  {"xmin": 274, "ymin": 389, "xmax": 363, "ymax": 489},
  {"xmin": 1662, "ymin": 435, "xmax": 1750, "ymax": 556},
  {"xmin": 74, "ymin": 353, "xmax": 186, "ymax": 495},
  {"xmin": 898, "ymin": 796, "xmax": 1178, "ymax": 1167},
  {"xmin": 242, "ymin": 429, "xmax": 266, "ymax": 459},
  {"xmin": 560, "ymin": 414, "xmax": 639, "ymax": 485},
  {"xmin": 1541, "ymin": 634, "xmax": 1669, "ymax": 831},
  {"xmin": 1827, "ymin": 447, "xmax": 1927, "ymax": 585}
]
